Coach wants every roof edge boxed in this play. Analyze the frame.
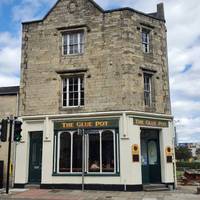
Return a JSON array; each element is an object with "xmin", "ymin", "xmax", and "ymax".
[
  {"xmin": 0, "ymin": 86, "xmax": 19, "ymax": 95},
  {"xmin": 22, "ymin": 0, "xmax": 165, "ymax": 25}
]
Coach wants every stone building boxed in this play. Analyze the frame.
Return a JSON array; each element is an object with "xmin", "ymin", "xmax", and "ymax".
[
  {"xmin": 0, "ymin": 86, "xmax": 19, "ymax": 187},
  {"xmin": 14, "ymin": 0, "xmax": 175, "ymax": 191}
]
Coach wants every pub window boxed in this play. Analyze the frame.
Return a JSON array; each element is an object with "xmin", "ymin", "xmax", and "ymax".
[
  {"xmin": 57, "ymin": 129, "xmax": 118, "ymax": 174},
  {"xmin": 62, "ymin": 76, "xmax": 84, "ymax": 107},
  {"xmin": 59, "ymin": 132, "xmax": 71, "ymax": 172},
  {"xmin": 72, "ymin": 132, "xmax": 82, "ymax": 172},
  {"xmin": 88, "ymin": 133, "xmax": 100, "ymax": 172},
  {"xmin": 87, "ymin": 130, "xmax": 116, "ymax": 174},
  {"xmin": 63, "ymin": 31, "xmax": 84, "ymax": 55},
  {"xmin": 144, "ymin": 73, "xmax": 153, "ymax": 107},
  {"xmin": 102, "ymin": 131, "xmax": 114, "ymax": 172},
  {"xmin": 142, "ymin": 28, "xmax": 150, "ymax": 53},
  {"xmin": 58, "ymin": 131, "xmax": 83, "ymax": 173}
]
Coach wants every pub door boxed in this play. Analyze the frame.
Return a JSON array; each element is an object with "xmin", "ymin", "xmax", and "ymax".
[
  {"xmin": 141, "ymin": 129, "xmax": 161, "ymax": 184},
  {"xmin": 28, "ymin": 132, "xmax": 43, "ymax": 183}
]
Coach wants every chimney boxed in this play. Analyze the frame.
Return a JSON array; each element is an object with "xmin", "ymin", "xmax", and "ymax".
[{"xmin": 157, "ymin": 3, "xmax": 165, "ymax": 21}]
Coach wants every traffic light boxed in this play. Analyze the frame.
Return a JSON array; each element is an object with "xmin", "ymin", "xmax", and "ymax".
[
  {"xmin": 0, "ymin": 119, "xmax": 8, "ymax": 142},
  {"xmin": 14, "ymin": 121, "xmax": 22, "ymax": 142}
]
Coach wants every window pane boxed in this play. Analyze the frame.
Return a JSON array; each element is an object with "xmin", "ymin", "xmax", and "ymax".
[
  {"xmin": 88, "ymin": 134, "xmax": 100, "ymax": 172},
  {"xmin": 74, "ymin": 84, "xmax": 78, "ymax": 92},
  {"xmin": 73, "ymin": 133, "xmax": 82, "ymax": 172},
  {"xmin": 74, "ymin": 99, "xmax": 78, "ymax": 106},
  {"xmin": 63, "ymin": 79, "xmax": 67, "ymax": 106},
  {"xmin": 63, "ymin": 92, "xmax": 67, "ymax": 99},
  {"xmin": 59, "ymin": 132, "xmax": 71, "ymax": 172},
  {"xmin": 74, "ymin": 77, "xmax": 78, "ymax": 85},
  {"xmin": 69, "ymin": 45, "xmax": 74, "ymax": 54},
  {"xmin": 63, "ymin": 99, "xmax": 67, "ymax": 107},
  {"xmin": 74, "ymin": 92, "xmax": 78, "ymax": 99},
  {"xmin": 80, "ymin": 32, "xmax": 84, "ymax": 43},
  {"xmin": 148, "ymin": 141, "xmax": 158, "ymax": 165},
  {"xmin": 69, "ymin": 78, "xmax": 73, "ymax": 85},
  {"xmin": 81, "ymin": 91, "xmax": 84, "ymax": 99},
  {"xmin": 62, "ymin": 76, "xmax": 84, "ymax": 107},
  {"xmin": 81, "ymin": 98, "xmax": 84, "ymax": 106},
  {"xmin": 69, "ymin": 34, "xmax": 73, "ymax": 44},
  {"xmin": 80, "ymin": 44, "xmax": 84, "ymax": 53},
  {"xmin": 81, "ymin": 78, "xmax": 84, "ymax": 89},
  {"xmin": 102, "ymin": 131, "xmax": 114, "ymax": 172},
  {"xmin": 144, "ymin": 92, "xmax": 150, "ymax": 106},
  {"xmin": 69, "ymin": 92, "xmax": 73, "ymax": 99},
  {"xmin": 63, "ymin": 35, "xmax": 68, "ymax": 45},
  {"xmin": 69, "ymin": 84, "xmax": 73, "ymax": 92},
  {"xmin": 141, "ymin": 140, "xmax": 148, "ymax": 166},
  {"xmin": 74, "ymin": 45, "xmax": 78, "ymax": 54},
  {"xmin": 63, "ymin": 32, "xmax": 84, "ymax": 55},
  {"xmin": 69, "ymin": 99, "xmax": 73, "ymax": 106},
  {"xmin": 73, "ymin": 34, "xmax": 78, "ymax": 44},
  {"xmin": 142, "ymin": 29, "xmax": 150, "ymax": 53},
  {"xmin": 63, "ymin": 45, "xmax": 68, "ymax": 55},
  {"xmin": 144, "ymin": 73, "xmax": 152, "ymax": 106}
]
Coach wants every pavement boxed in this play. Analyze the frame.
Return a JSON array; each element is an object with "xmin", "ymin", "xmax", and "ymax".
[{"xmin": 0, "ymin": 186, "xmax": 199, "ymax": 200}]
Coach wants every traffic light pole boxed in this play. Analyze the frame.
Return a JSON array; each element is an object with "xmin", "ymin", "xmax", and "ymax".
[{"xmin": 6, "ymin": 118, "xmax": 13, "ymax": 194}]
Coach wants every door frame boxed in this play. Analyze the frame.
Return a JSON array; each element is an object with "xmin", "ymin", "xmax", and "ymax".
[
  {"xmin": 140, "ymin": 128, "xmax": 161, "ymax": 184},
  {"xmin": 28, "ymin": 131, "xmax": 43, "ymax": 184}
]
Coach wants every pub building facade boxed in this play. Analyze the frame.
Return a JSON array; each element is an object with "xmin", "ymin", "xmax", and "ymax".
[{"xmin": 14, "ymin": 0, "xmax": 175, "ymax": 191}]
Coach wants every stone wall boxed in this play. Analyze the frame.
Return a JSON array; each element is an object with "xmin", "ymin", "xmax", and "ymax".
[
  {"xmin": 20, "ymin": 0, "xmax": 171, "ymax": 117},
  {"xmin": 0, "ymin": 95, "xmax": 18, "ymax": 119}
]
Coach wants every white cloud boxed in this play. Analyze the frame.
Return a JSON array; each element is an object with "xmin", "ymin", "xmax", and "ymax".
[
  {"xmin": 172, "ymin": 100, "xmax": 200, "ymax": 118},
  {"xmin": 0, "ymin": 74, "xmax": 19, "ymax": 87},
  {"xmin": 175, "ymin": 117, "xmax": 200, "ymax": 143},
  {"xmin": 12, "ymin": 0, "xmax": 56, "ymax": 22},
  {"xmin": 0, "ymin": 32, "xmax": 19, "ymax": 47},
  {"xmin": 0, "ymin": 46, "xmax": 21, "ymax": 75},
  {"xmin": 0, "ymin": 32, "xmax": 21, "ymax": 77}
]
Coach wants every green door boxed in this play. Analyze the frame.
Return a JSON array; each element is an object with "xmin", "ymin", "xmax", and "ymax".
[
  {"xmin": 141, "ymin": 129, "xmax": 161, "ymax": 184},
  {"xmin": 28, "ymin": 132, "xmax": 43, "ymax": 183}
]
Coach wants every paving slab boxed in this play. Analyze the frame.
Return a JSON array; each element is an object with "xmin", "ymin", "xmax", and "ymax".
[{"xmin": 0, "ymin": 186, "xmax": 199, "ymax": 200}]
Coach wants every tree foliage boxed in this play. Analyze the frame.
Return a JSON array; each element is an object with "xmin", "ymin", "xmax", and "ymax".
[
  {"xmin": 175, "ymin": 146, "xmax": 192, "ymax": 161},
  {"xmin": 196, "ymin": 148, "xmax": 200, "ymax": 159}
]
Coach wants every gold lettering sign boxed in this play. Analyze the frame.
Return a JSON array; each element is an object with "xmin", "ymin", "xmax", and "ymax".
[
  {"xmin": 55, "ymin": 119, "xmax": 118, "ymax": 130},
  {"xmin": 133, "ymin": 118, "xmax": 168, "ymax": 128}
]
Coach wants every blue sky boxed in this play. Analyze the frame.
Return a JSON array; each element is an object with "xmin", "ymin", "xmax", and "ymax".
[{"xmin": 0, "ymin": 0, "xmax": 200, "ymax": 143}]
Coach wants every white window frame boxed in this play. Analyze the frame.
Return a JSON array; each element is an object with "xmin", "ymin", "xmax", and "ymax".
[
  {"xmin": 56, "ymin": 129, "xmax": 118, "ymax": 175},
  {"xmin": 142, "ymin": 29, "xmax": 150, "ymax": 53},
  {"xmin": 57, "ymin": 131, "xmax": 83, "ymax": 174},
  {"xmin": 86, "ymin": 129, "xmax": 116, "ymax": 175},
  {"xmin": 62, "ymin": 76, "xmax": 84, "ymax": 108},
  {"xmin": 144, "ymin": 73, "xmax": 152, "ymax": 107},
  {"xmin": 62, "ymin": 31, "xmax": 84, "ymax": 55}
]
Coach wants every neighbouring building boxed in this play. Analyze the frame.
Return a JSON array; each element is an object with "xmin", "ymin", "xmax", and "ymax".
[
  {"xmin": 0, "ymin": 86, "xmax": 19, "ymax": 188},
  {"xmin": 179, "ymin": 143, "xmax": 200, "ymax": 158},
  {"xmin": 14, "ymin": 0, "xmax": 175, "ymax": 191}
]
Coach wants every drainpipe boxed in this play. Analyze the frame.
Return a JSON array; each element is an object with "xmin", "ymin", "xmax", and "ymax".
[{"xmin": 172, "ymin": 122, "xmax": 177, "ymax": 189}]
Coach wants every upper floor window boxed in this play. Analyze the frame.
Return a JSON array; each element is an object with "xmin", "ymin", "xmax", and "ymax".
[
  {"xmin": 144, "ymin": 73, "xmax": 152, "ymax": 107},
  {"xmin": 62, "ymin": 76, "xmax": 84, "ymax": 107},
  {"xmin": 142, "ymin": 29, "xmax": 150, "ymax": 53},
  {"xmin": 63, "ymin": 31, "xmax": 84, "ymax": 55}
]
